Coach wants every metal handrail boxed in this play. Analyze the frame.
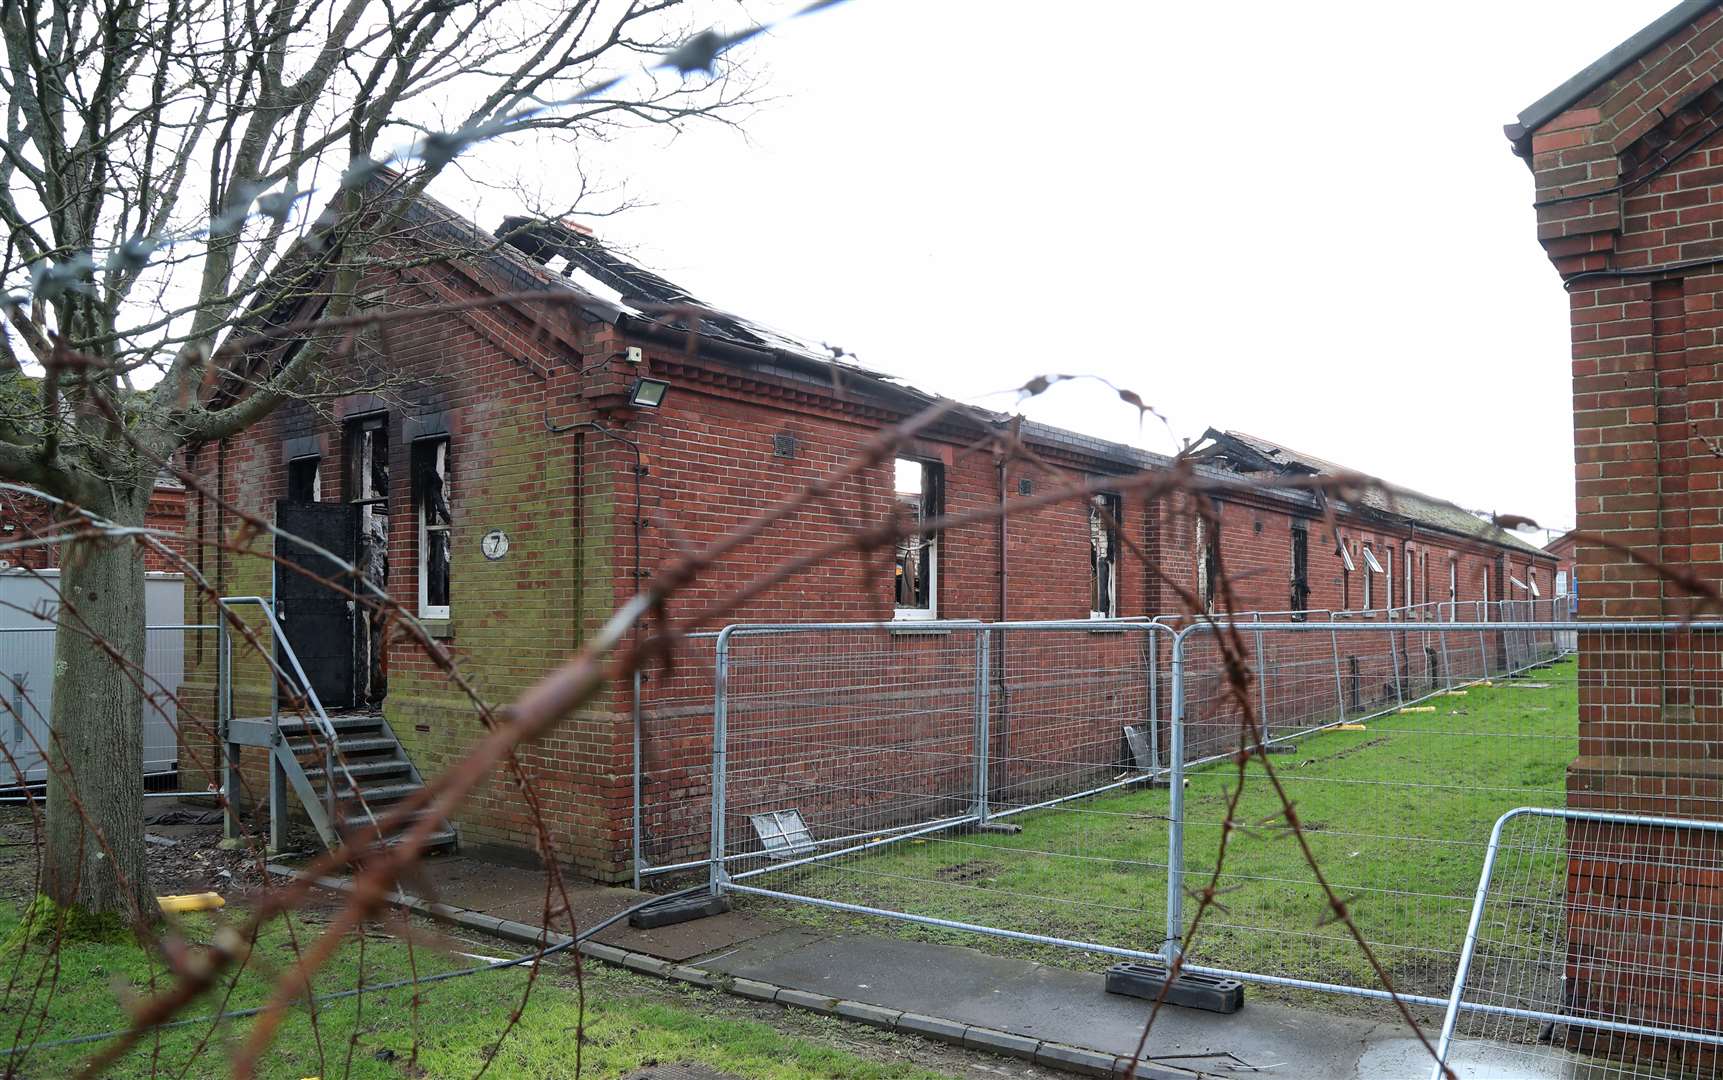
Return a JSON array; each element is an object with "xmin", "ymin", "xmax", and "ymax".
[{"xmin": 218, "ymin": 595, "xmax": 346, "ymax": 827}]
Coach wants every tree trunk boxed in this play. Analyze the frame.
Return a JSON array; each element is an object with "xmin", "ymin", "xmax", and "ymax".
[{"xmin": 42, "ymin": 492, "xmax": 153, "ymax": 921}]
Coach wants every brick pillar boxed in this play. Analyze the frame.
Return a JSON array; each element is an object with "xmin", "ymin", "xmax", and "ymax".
[{"xmin": 1521, "ymin": 56, "xmax": 1723, "ymax": 1057}]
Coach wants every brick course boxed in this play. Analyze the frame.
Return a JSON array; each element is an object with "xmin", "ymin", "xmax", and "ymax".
[{"xmin": 1514, "ymin": 3, "xmax": 1723, "ymax": 1053}]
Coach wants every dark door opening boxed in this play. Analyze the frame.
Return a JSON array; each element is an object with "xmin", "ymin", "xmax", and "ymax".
[{"xmin": 275, "ymin": 500, "xmax": 361, "ymax": 710}]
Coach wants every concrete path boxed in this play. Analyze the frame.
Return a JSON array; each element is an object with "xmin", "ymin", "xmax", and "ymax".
[
  {"xmin": 291, "ymin": 855, "xmax": 1572, "ymax": 1079},
  {"xmin": 692, "ymin": 927, "xmax": 1563, "ymax": 1079}
]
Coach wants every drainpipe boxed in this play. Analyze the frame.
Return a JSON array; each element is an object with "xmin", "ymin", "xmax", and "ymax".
[{"xmin": 997, "ymin": 457, "xmax": 1008, "ymax": 623}]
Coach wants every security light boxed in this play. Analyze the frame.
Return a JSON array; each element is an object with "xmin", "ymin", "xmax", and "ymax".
[{"xmin": 628, "ymin": 377, "xmax": 670, "ymax": 409}]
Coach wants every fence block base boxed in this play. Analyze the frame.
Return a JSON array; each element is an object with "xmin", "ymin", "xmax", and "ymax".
[
  {"xmin": 1104, "ymin": 963, "xmax": 1244, "ymax": 1013},
  {"xmin": 628, "ymin": 893, "xmax": 731, "ymax": 929}
]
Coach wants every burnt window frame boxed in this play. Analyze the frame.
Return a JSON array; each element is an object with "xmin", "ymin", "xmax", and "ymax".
[
  {"xmin": 1289, "ymin": 521, "xmax": 1310, "ymax": 619},
  {"xmin": 893, "ymin": 457, "xmax": 943, "ymax": 620},
  {"xmin": 412, "ymin": 435, "xmax": 452, "ymax": 620},
  {"xmin": 286, "ymin": 456, "xmax": 321, "ymax": 503},
  {"xmin": 1090, "ymin": 492, "xmax": 1123, "ymax": 619},
  {"xmin": 1196, "ymin": 506, "xmax": 1221, "ymax": 614}
]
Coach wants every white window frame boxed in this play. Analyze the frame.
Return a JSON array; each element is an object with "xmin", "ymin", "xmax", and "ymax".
[
  {"xmin": 1528, "ymin": 570, "xmax": 1541, "ymax": 598},
  {"xmin": 1555, "ymin": 570, "xmax": 1569, "ymax": 597},
  {"xmin": 1449, "ymin": 559, "xmax": 1458, "ymax": 604},
  {"xmin": 1339, "ymin": 540, "xmax": 1356, "ymax": 610},
  {"xmin": 1405, "ymin": 545, "xmax": 1415, "ymax": 608},
  {"xmin": 893, "ymin": 458, "xmax": 939, "ymax": 621},
  {"xmin": 416, "ymin": 437, "xmax": 451, "ymax": 620},
  {"xmin": 1361, "ymin": 545, "xmax": 1384, "ymax": 610}
]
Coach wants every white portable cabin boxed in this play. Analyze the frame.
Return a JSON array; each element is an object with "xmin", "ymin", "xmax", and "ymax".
[{"xmin": 0, "ymin": 570, "xmax": 188, "ymax": 785}]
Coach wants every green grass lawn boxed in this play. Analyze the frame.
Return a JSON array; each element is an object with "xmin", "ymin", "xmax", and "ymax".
[
  {"xmin": 0, "ymin": 906, "xmax": 957, "ymax": 1079},
  {"xmin": 756, "ymin": 660, "xmax": 1577, "ymax": 1002}
]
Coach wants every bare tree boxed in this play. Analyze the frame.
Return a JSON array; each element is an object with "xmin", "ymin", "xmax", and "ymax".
[{"xmin": 0, "ymin": 0, "xmax": 755, "ymax": 921}]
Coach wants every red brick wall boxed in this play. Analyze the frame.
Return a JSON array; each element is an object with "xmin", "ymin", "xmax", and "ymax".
[
  {"xmin": 1518, "ymin": 5, "xmax": 1723, "ymax": 1048},
  {"xmin": 0, "ymin": 483, "xmax": 186, "ymax": 572},
  {"xmin": 200, "ymin": 246, "xmax": 1556, "ymax": 881}
]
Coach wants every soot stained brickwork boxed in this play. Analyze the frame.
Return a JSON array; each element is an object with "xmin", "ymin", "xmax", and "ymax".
[{"xmin": 194, "ymin": 193, "xmax": 1552, "ymax": 880}]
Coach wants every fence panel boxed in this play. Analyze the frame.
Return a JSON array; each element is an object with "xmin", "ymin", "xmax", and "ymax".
[
  {"xmin": 1432, "ymin": 808, "xmax": 1723, "ymax": 1080},
  {"xmin": 1171, "ymin": 618, "xmax": 1577, "ymax": 1005},
  {"xmin": 717, "ymin": 622, "xmax": 1178, "ymax": 963},
  {"xmin": 635, "ymin": 631, "xmax": 721, "ymax": 880},
  {"xmin": 671, "ymin": 603, "xmax": 1723, "ymax": 1053}
]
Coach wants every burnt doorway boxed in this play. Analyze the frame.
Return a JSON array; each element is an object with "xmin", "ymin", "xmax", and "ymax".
[{"xmin": 275, "ymin": 500, "xmax": 361, "ymax": 710}]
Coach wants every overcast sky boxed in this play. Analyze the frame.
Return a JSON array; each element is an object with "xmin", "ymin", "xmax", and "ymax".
[{"xmin": 435, "ymin": 0, "xmax": 1678, "ymax": 536}]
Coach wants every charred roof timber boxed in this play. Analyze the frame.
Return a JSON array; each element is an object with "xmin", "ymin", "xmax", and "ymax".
[
  {"xmin": 1192, "ymin": 429, "xmax": 1546, "ymax": 556},
  {"xmin": 366, "ymin": 191, "xmax": 1545, "ymax": 564}
]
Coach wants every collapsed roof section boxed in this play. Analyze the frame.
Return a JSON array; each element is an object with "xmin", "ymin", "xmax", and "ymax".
[
  {"xmin": 1193, "ymin": 429, "xmax": 1545, "ymax": 555},
  {"xmin": 382, "ymin": 192, "xmax": 1543, "ymax": 556}
]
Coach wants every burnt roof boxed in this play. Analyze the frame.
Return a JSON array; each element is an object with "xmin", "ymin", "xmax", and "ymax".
[
  {"xmin": 1195, "ymin": 429, "xmax": 1549, "ymax": 556},
  {"xmin": 1506, "ymin": 1, "xmax": 1718, "ymax": 157},
  {"xmin": 384, "ymin": 193, "xmax": 1539, "ymax": 558}
]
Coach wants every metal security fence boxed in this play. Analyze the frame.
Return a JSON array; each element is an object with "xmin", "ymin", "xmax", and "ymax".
[
  {"xmin": 634, "ymin": 630, "xmax": 721, "ymax": 884},
  {"xmin": 1432, "ymin": 808, "xmax": 1723, "ymax": 1080},
  {"xmin": 1172, "ymin": 617, "xmax": 1574, "ymax": 1007},
  {"xmin": 712, "ymin": 621, "xmax": 1175, "ymax": 962},
  {"xmin": 639, "ymin": 605, "xmax": 1723, "ymax": 1071}
]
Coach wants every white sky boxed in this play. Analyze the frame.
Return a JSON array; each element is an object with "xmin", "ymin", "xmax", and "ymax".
[{"xmin": 432, "ymin": 0, "xmax": 1678, "ymax": 536}]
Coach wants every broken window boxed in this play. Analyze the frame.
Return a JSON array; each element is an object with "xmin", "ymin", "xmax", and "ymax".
[
  {"xmin": 413, "ymin": 437, "xmax": 451, "ymax": 619},
  {"xmin": 346, "ymin": 416, "xmax": 390, "ymax": 703},
  {"xmin": 1196, "ymin": 509, "xmax": 1220, "ymax": 613},
  {"xmin": 1289, "ymin": 521, "xmax": 1310, "ymax": 618},
  {"xmin": 1090, "ymin": 493, "xmax": 1122, "ymax": 618},
  {"xmin": 893, "ymin": 458, "xmax": 941, "ymax": 619},
  {"xmin": 1449, "ymin": 558, "xmax": 1458, "ymax": 605},
  {"xmin": 286, "ymin": 456, "xmax": 321, "ymax": 503}
]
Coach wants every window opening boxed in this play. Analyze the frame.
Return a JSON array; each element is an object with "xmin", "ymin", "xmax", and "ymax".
[
  {"xmin": 414, "ymin": 437, "xmax": 451, "ymax": 619},
  {"xmin": 346, "ymin": 416, "xmax": 390, "ymax": 704},
  {"xmin": 894, "ymin": 458, "xmax": 942, "ymax": 618},
  {"xmin": 1090, "ymin": 493, "xmax": 1121, "ymax": 618},
  {"xmin": 286, "ymin": 456, "xmax": 321, "ymax": 503},
  {"xmin": 1289, "ymin": 522, "xmax": 1310, "ymax": 618}
]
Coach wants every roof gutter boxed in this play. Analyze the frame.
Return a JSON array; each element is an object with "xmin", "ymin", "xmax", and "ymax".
[{"xmin": 1506, "ymin": 0, "xmax": 1717, "ymax": 159}]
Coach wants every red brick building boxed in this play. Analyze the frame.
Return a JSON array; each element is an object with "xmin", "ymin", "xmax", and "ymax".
[
  {"xmin": 196, "ymin": 191, "xmax": 1551, "ymax": 876},
  {"xmin": 1510, "ymin": 0, "xmax": 1723, "ymax": 1059},
  {"xmin": 1544, "ymin": 528, "xmax": 1578, "ymax": 614},
  {"xmin": 0, "ymin": 479, "xmax": 186, "ymax": 573}
]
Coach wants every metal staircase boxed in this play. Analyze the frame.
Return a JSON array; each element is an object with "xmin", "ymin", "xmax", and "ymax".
[{"xmin": 217, "ymin": 596, "xmax": 457, "ymax": 856}]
